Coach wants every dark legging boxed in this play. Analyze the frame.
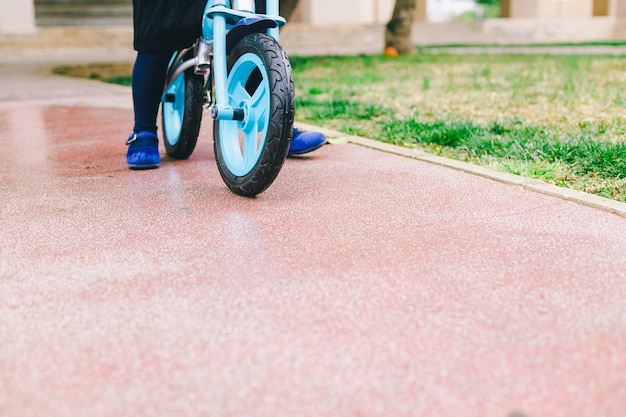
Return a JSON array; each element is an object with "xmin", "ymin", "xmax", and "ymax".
[
  {"xmin": 132, "ymin": 51, "xmax": 172, "ymax": 134},
  {"xmin": 255, "ymin": 0, "xmax": 265, "ymax": 13}
]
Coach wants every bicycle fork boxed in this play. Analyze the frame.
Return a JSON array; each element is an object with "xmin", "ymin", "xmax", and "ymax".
[
  {"xmin": 163, "ymin": 0, "xmax": 285, "ymax": 122},
  {"xmin": 209, "ymin": 12, "xmax": 242, "ymax": 122}
]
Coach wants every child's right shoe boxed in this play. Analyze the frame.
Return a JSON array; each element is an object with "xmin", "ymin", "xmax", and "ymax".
[
  {"xmin": 126, "ymin": 131, "xmax": 160, "ymax": 170},
  {"xmin": 288, "ymin": 127, "xmax": 326, "ymax": 156}
]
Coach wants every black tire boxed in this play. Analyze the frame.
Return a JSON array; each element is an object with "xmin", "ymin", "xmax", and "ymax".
[
  {"xmin": 161, "ymin": 51, "xmax": 205, "ymax": 159},
  {"xmin": 214, "ymin": 32, "xmax": 294, "ymax": 197}
]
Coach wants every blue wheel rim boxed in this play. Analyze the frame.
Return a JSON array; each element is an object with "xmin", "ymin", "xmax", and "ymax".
[
  {"xmin": 162, "ymin": 68, "xmax": 185, "ymax": 147},
  {"xmin": 219, "ymin": 53, "xmax": 270, "ymax": 177}
]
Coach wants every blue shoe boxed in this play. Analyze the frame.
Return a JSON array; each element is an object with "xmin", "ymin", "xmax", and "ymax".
[
  {"xmin": 288, "ymin": 127, "xmax": 326, "ymax": 156},
  {"xmin": 126, "ymin": 131, "xmax": 160, "ymax": 170}
]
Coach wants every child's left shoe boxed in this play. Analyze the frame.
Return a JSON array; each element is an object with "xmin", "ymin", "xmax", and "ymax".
[{"xmin": 126, "ymin": 131, "xmax": 160, "ymax": 170}]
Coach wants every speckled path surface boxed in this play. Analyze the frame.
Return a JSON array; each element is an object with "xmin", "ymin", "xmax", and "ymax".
[{"xmin": 1, "ymin": 60, "xmax": 626, "ymax": 417}]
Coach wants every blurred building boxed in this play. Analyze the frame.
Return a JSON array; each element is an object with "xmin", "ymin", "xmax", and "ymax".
[
  {"xmin": 1, "ymin": 0, "xmax": 626, "ymax": 54},
  {"xmin": 272, "ymin": 0, "xmax": 626, "ymax": 26},
  {"xmin": 501, "ymin": 0, "xmax": 623, "ymax": 18},
  {"xmin": 413, "ymin": 0, "xmax": 626, "ymax": 44},
  {"xmin": 3, "ymin": 0, "xmax": 625, "ymax": 30}
]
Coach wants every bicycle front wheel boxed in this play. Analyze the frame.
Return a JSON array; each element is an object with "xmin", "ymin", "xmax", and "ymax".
[{"xmin": 214, "ymin": 32, "xmax": 294, "ymax": 197}]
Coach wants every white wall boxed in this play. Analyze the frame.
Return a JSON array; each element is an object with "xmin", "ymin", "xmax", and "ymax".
[
  {"xmin": 1, "ymin": 0, "xmax": 482, "ymax": 34},
  {"xmin": 426, "ymin": 0, "xmax": 478, "ymax": 21},
  {"xmin": 301, "ymin": 0, "xmax": 479, "ymax": 25},
  {"xmin": 0, "ymin": 0, "xmax": 36, "ymax": 34},
  {"xmin": 305, "ymin": 0, "xmax": 394, "ymax": 25}
]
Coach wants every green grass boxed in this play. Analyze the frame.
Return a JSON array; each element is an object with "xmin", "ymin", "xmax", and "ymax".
[
  {"xmin": 54, "ymin": 49, "xmax": 626, "ymax": 201},
  {"xmin": 289, "ymin": 52, "xmax": 626, "ymax": 201},
  {"xmin": 52, "ymin": 63, "xmax": 133, "ymax": 86}
]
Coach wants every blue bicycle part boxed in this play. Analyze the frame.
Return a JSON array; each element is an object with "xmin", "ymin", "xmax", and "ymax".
[
  {"xmin": 213, "ymin": 32, "xmax": 294, "ymax": 196},
  {"xmin": 161, "ymin": 50, "xmax": 205, "ymax": 159},
  {"xmin": 202, "ymin": 0, "xmax": 285, "ymax": 42},
  {"xmin": 226, "ymin": 16, "xmax": 277, "ymax": 53}
]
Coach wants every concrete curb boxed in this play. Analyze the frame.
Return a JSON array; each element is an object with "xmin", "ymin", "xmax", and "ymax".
[{"xmin": 296, "ymin": 121, "xmax": 626, "ymax": 219}]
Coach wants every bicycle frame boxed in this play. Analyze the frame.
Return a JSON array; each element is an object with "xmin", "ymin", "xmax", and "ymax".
[
  {"xmin": 162, "ymin": 0, "xmax": 286, "ymax": 120},
  {"xmin": 160, "ymin": 0, "xmax": 295, "ymax": 196}
]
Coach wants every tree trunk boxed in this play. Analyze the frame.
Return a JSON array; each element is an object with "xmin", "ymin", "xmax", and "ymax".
[
  {"xmin": 256, "ymin": 0, "xmax": 299, "ymax": 21},
  {"xmin": 385, "ymin": 0, "xmax": 417, "ymax": 55},
  {"xmin": 280, "ymin": 0, "xmax": 299, "ymax": 21}
]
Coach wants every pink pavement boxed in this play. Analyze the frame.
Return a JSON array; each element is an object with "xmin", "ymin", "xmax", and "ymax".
[{"xmin": 1, "ymin": 60, "xmax": 625, "ymax": 417}]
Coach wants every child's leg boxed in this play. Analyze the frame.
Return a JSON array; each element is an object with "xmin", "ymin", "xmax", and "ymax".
[
  {"xmin": 126, "ymin": 51, "xmax": 171, "ymax": 169},
  {"xmin": 254, "ymin": 0, "xmax": 265, "ymax": 13},
  {"xmin": 132, "ymin": 50, "xmax": 172, "ymax": 134}
]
